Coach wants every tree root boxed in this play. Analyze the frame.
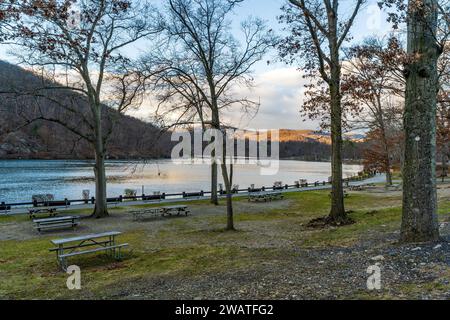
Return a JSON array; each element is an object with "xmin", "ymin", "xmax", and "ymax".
[{"xmin": 306, "ymin": 214, "xmax": 355, "ymax": 229}]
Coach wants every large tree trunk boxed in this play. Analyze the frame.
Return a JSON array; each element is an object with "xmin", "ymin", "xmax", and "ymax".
[
  {"xmin": 329, "ymin": 79, "xmax": 346, "ymax": 222},
  {"xmin": 326, "ymin": 5, "xmax": 347, "ymax": 224},
  {"xmin": 401, "ymin": 0, "xmax": 440, "ymax": 243}
]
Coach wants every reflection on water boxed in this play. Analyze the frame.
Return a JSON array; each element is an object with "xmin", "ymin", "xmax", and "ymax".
[{"xmin": 0, "ymin": 160, "xmax": 362, "ymax": 203}]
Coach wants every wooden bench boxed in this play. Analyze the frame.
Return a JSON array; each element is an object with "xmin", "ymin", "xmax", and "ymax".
[
  {"xmin": 132, "ymin": 205, "xmax": 190, "ymax": 221},
  {"xmin": 142, "ymin": 193, "xmax": 166, "ymax": 201},
  {"xmin": 49, "ymin": 231, "xmax": 128, "ymax": 271},
  {"xmin": 131, "ymin": 207, "xmax": 162, "ymax": 221},
  {"xmin": 349, "ymin": 185, "xmax": 365, "ymax": 191},
  {"xmin": 34, "ymin": 216, "xmax": 80, "ymax": 233},
  {"xmin": 182, "ymin": 191, "xmax": 204, "ymax": 199},
  {"xmin": 28, "ymin": 207, "xmax": 58, "ymax": 219}
]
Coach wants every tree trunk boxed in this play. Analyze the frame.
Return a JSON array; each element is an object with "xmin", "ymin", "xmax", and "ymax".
[
  {"xmin": 329, "ymin": 80, "xmax": 346, "ymax": 222},
  {"xmin": 385, "ymin": 161, "xmax": 393, "ymax": 186},
  {"xmin": 401, "ymin": 0, "xmax": 440, "ymax": 243},
  {"xmin": 381, "ymin": 129, "xmax": 393, "ymax": 186},
  {"xmin": 441, "ymin": 143, "xmax": 449, "ymax": 182},
  {"xmin": 221, "ymin": 162, "xmax": 234, "ymax": 231},
  {"xmin": 211, "ymin": 161, "xmax": 219, "ymax": 205},
  {"xmin": 92, "ymin": 148, "xmax": 109, "ymax": 218},
  {"xmin": 91, "ymin": 110, "xmax": 109, "ymax": 218},
  {"xmin": 326, "ymin": 6, "xmax": 347, "ymax": 224},
  {"xmin": 220, "ymin": 131, "xmax": 234, "ymax": 231}
]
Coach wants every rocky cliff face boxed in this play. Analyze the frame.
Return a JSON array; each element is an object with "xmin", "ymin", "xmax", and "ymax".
[{"xmin": 0, "ymin": 132, "xmax": 44, "ymax": 157}]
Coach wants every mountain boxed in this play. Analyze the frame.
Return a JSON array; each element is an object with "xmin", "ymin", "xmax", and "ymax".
[
  {"xmin": 242, "ymin": 129, "xmax": 365, "ymax": 144},
  {"xmin": 0, "ymin": 61, "xmax": 172, "ymax": 160}
]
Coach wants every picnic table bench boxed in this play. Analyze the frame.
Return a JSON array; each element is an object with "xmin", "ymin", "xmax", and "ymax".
[
  {"xmin": 132, "ymin": 205, "xmax": 190, "ymax": 221},
  {"xmin": 34, "ymin": 216, "xmax": 80, "ymax": 233},
  {"xmin": 248, "ymin": 191, "xmax": 284, "ymax": 202},
  {"xmin": 49, "ymin": 231, "xmax": 128, "ymax": 271},
  {"xmin": 28, "ymin": 207, "xmax": 58, "ymax": 219}
]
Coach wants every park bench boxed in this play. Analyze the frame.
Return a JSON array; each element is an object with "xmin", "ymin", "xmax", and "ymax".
[
  {"xmin": 219, "ymin": 184, "xmax": 240, "ymax": 195},
  {"xmin": 132, "ymin": 205, "xmax": 190, "ymax": 221},
  {"xmin": 107, "ymin": 196, "xmax": 123, "ymax": 204},
  {"xmin": 273, "ymin": 181, "xmax": 284, "ymax": 190},
  {"xmin": 124, "ymin": 189, "xmax": 137, "ymax": 199},
  {"xmin": 34, "ymin": 216, "xmax": 80, "ymax": 233},
  {"xmin": 49, "ymin": 231, "xmax": 128, "ymax": 271},
  {"xmin": 28, "ymin": 207, "xmax": 58, "ymax": 219},
  {"xmin": 142, "ymin": 193, "xmax": 166, "ymax": 201},
  {"xmin": 0, "ymin": 202, "xmax": 11, "ymax": 213},
  {"xmin": 183, "ymin": 191, "xmax": 204, "ymax": 199},
  {"xmin": 298, "ymin": 179, "xmax": 308, "ymax": 187},
  {"xmin": 32, "ymin": 194, "xmax": 55, "ymax": 207}
]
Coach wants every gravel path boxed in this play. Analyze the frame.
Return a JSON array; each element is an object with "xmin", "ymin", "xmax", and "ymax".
[{"xmin": 107, "ymin": 224, "xmax": 450, "ymax": 300}]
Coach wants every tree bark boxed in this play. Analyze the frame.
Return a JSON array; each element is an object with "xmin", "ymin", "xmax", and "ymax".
[
  {"xmin": 91, "ymin": 110, "xmax": 109, "ymax": 218},
  {"xmin": 401, "ymin": 0, "xmax": 440, "ymax": 243},
  {"xmin": 211, "ymin": 161, "xmax": 219, "ymax": 205},
  {"xmin": 381, "ymin": 128, "xmax": 393, "ymax": 186},
  {"xmin": 220, "ymin": 162, "xmax": 234, "ymax": 231},
  {"xmin": 325, "ymin": 3, "xmax": 347, "ymax": 224},
  {"xmin": 329, "ymin": 78, "xmax": 346, "ymax": 222},
  {"xmin": 441, "ymin": 143, "xmax": 449, "ymax": 182}
]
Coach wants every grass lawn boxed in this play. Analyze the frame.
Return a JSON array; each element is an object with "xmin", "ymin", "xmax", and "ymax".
[{"xmin": 0, "ymin": 188, "xmax": 449, "ymax": 299}]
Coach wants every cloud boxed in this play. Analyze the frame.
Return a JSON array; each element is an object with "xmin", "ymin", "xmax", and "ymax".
[
  {"xmin": 224, "ymin": 67, "xmax": 320, "ymax": 130},
  {"xmin": 129, "ymin": 66, "xmax": 322, "ymax": 131}
]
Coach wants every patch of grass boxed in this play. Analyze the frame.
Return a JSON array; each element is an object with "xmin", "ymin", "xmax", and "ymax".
[
  {"xmin": 0, "ymin": 228, "xmax": 279, "ymax": 299},
  {"xmin": 300, "ymin": 207, "xmax": 402, "ymax": 247}
]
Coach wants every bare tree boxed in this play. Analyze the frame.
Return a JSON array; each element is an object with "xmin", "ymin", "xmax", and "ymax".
[
  {"xmin": 11, "ymin": 0, "xmax": 161, "ymax": 218},
  {"xmin": 278, "ymin": 0, "xmax": 366, "ymax": 225},
  {"xmin": 343, "ymin": 36, "xmax": 405, "ymax": 186},
  {"xmin": 155, "ymin": 0, "xmax": 275, "ymax": 230}
]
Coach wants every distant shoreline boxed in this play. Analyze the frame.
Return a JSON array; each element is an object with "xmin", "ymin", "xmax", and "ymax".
[{"xmin": 0, "ymin": 157, "xmax": 363, "ymax": 165}]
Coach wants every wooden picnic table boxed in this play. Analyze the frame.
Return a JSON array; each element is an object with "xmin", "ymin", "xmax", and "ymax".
[
  {"xmin": 132, "ymin": 205, "xmax": 190, "ymax": 221},
  {"xmin": 161, "ymin": 205, "xmax": 190, "ymax": 216},
  {"xmin": 50, "ymin": 231, "xmax": 128, "ymax": 271},
  {"xmin": 34, "ymin": 216, "xmax": 80, "ymax": 233},
  {"xmin": 28, "ymin": 207, "xmax": 58, "ymax": 219}
]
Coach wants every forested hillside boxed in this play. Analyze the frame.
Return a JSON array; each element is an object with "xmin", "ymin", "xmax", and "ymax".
[{"xmin": 0, "ymin": 61, "xmax": 172, "ymax": 159}]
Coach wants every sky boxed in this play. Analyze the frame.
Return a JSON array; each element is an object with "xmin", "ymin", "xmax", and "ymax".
[{"xmin": 0, "ymin": 0, "xmax": 395, "ymax": 131}]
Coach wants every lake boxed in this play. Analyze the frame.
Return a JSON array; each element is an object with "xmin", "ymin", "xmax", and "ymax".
[{"xmin": 0, "ymin": 160, "xmax": 363, "ymax": 203}]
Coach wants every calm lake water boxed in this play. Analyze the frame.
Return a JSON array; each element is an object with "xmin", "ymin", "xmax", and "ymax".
[{"xmin": 0, "ymin": 160, "xmax": 363, "ymax": 203}]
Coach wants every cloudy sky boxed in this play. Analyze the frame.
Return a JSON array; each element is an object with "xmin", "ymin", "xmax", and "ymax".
[{"xmin": 0, "ymin": 0, "xmax": 394, "ymax": 130}]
